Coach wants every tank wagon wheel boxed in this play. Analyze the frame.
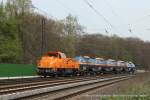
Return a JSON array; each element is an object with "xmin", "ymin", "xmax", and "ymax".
[
  {"xmin": 93, "ymin": 72, "xmax": 96, "ymax": 76},
  {"xmin": 51, "ymin": 74, "xmax": 57, "ymax": 77},
  {"xmin": 112, "ymin": 68, "xmax": 116, "ymax": 74}
]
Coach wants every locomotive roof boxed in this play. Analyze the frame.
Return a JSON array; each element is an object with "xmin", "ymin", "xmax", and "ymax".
[{"xmin": 47, "ymin": 51, "xmax": 62, "ymax": 54}]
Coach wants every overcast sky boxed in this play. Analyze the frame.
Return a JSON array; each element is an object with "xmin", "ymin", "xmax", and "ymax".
[{"xmin": 4, "ymin": 0, "xmax": 150, "ymax": 41}]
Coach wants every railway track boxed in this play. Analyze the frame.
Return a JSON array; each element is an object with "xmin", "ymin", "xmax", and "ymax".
[
  {"xmin": 0, "ymin": 74, "xmax": 135, "ymax": 100},
  {"xmin": 0, "ymin": 76, "xmax": 103, "ymax": 95},
  {"xmin": 0, "ymin": 74, "xmax": 127, "ymax": 90},
  {"xmin": 0, "ymin": 77, "xmax": 54, "ymax": 86},
  {"xmin": 0, "ymin": 73, "xmax": 126, "ymax": 86}
]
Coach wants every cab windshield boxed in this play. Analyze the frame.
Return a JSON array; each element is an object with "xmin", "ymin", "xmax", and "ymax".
[{"xmin": 48, "ymin": 53, "xmax": 58, "ymax": 57}]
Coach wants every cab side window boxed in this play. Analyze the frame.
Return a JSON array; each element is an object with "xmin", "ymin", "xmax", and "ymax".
[
  {"xmin": 60, "ymin": 53, "xmax": 66, "ymax": 58},
  {"xmin": 58, "ymin": 54, "xmax": 61, "ymax": 58}
]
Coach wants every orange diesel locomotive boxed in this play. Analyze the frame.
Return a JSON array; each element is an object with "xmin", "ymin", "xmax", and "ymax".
[{"xmin": 37, "ymin": 52, "xmax": 79, "ymax": 77}]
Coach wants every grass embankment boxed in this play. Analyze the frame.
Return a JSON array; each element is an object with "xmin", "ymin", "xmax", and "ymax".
[
  {"xmin": 0, "ymin": 64, "xmax": 36, "ymax": 77},
  {"xmin": 100, "ymin": 72, "xmax": 150, "ymax": 100}
]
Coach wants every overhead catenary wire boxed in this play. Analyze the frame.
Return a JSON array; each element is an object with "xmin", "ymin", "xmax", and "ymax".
[
  {"xmin": 129, "ymin": 14, "xmax": 150, "ymax": 37},
  {"xmin": 130, "ymin": 14, "xmax": 150, "ymax": 32},
  {"xmin": 55, "ymin": 0, "xmax": 97, "ymax": 30},
  {"xmin": 33, "ymin": 0, "xmax": 122, "ymax": 36},
  {"xmin": 102, "ymin": 0, "xmax": 130, "ymax": 28},
  {"xmin": 132, "ymin": 14, "xmax": 150, "ymax": 25},
  {"xmin": 55, "ymin": 0, "xmax": 76, "ymax": 15},
  {"xmin": 83, "ymin": 0, "xmax": 122, "ymax": 35},
  {"xmin": 88, "ymin": 0, "xmax": 140, "ymax": 35},
  {"xmin": 101, "ymin": 0, "xmax": 149, "ymax": 35},
  {"xmin": 31, "ymin": 4, "xmax": 54, "ymax": 20},
  {"xmin": 92, "ymin": 0, "xmax": 122, "ymax": 35}
]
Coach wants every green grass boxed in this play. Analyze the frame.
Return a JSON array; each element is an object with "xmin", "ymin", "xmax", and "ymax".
[
  {"xmin": 99, "ymin": 73, "xmax": 150, "ymax": 100},
  {"xmin": 100, "ymin": 96, "xmax": 150, "ymax": 100},
  {"xmin": 0, "ymin": 63, "xmax": 36, "ymax": 77}
]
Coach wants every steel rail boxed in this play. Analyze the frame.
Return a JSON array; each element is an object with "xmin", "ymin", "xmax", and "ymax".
[
  {"xmin": 0, "ymin": 76, "xmax": 103, "ymax": 95},
  {"xmin": 0, "ymin": 75, "xmax": 134, "ymax": 100},
  {"xmin": 0, "ymin": 74, "xmax": 123, "ymax": 90}
]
